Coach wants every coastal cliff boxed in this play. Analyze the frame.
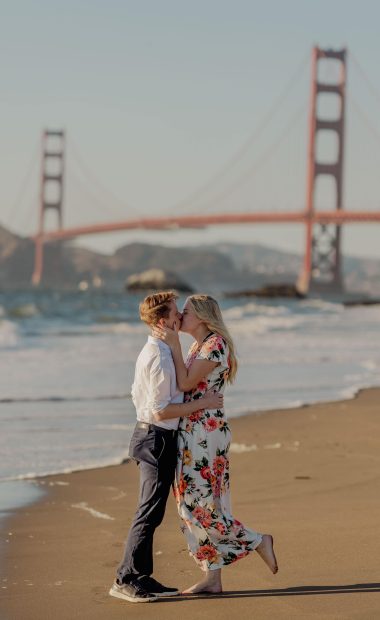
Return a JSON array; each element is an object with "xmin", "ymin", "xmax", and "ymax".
[{"xmin": 0, "ymin": 224, "xmax": 379, "ymax": 294}]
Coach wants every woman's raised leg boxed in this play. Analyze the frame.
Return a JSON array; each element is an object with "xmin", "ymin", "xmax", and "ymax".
[{"xmin": 256, "ymin": 534, "xmax": 278, "ymax": 574}]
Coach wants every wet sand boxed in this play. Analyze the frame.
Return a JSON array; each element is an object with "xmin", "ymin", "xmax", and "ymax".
[{"xmin": 1, "ymin": 388, "xmax": 380, "ymax": 619}]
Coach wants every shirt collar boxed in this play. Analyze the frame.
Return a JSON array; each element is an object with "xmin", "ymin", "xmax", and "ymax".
[{"xmin": 148, "ymin": 335, "xmax": 171, "ymax": 352}]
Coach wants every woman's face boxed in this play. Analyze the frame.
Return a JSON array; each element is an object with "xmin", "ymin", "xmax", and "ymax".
[{"xmin": 180, "ymin": 299, "xmax": 203, "ymax": 335}]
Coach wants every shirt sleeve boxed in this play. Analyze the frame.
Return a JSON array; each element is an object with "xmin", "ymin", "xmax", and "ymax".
[
  {"xmin": 131, "ymin": 380, "xmax": 138, "ymax": 408},
  {"xmin": 148, "ymin": 354, "xmax": 174, "ymax": 414}
]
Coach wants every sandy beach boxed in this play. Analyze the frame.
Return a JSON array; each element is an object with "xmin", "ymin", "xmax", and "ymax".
[{"xmin": 1, "ymin": 388, "xmax": 380, "ymax": 619}]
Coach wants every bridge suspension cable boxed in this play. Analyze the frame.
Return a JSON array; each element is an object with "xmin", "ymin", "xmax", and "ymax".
[
  {"xmin": 346, "ymin": 93, "xmax": 380, "ymax": 212},
  {"xmin": 164, "ymin": 53, "xmax": 309, "ymax": 214},
  {"xmin": 348, "ymin": 93, "xmax": 380, "ymax": 149},
  {"xmin": 5, "ymin": 141, "xmax": 40, "ymax": 231},
  {"xmin": 350, "ymin": 51, "xmax": 380, "ymax": 108},
  {"xmin": 185, "ymin": 100, "xmax": 308, "ymax": 215},
  {"xmin": 67, "ymin": 165, "xmax": 132, "ymax": 222},
  {"xmin": 22, "ymin": 192, "xmax": 40, "ymax": 235},
  {"xmin": 67, "ymin": 137, "xmax": 142, "ymax": 219}
]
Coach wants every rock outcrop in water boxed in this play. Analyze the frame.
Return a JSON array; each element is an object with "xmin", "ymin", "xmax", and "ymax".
[
  {"xmin": 126, "ymin": 269, "xmax": 194, "ymax": 293},
  {"xmin": 343, "ymin": 298, "xmax": 380, "ymax": 306}
]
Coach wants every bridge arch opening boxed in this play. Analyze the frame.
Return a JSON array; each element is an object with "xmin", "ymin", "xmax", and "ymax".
[
  {"xmin": 315, "ymin": 130, "xmax": 339, "ymax": 166},
  {"xmin": 317, "ymin": 58, "xmax": 342, "ymax": 85},
  {"xmin": 317, "ymin": 92, "xmax": 341, "ymax": 122},
  {"xmin": 314, "ymin": 175, "xmax": 337, "ymax": 211}
]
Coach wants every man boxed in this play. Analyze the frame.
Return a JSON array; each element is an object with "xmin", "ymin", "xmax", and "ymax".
[{"xmin": 109, "ymin": 291, "xmax": 223, "ymax": 603}]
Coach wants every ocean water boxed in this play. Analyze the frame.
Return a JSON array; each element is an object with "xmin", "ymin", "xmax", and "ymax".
[{"xmin": 1, "ymin": 290, "xmax": 380, "ymax": 513}]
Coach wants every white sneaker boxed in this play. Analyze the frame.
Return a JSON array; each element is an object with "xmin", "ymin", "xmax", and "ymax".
[{"xmin": 109, "ymin": 580, "xmax": 157, "ymax": 603}]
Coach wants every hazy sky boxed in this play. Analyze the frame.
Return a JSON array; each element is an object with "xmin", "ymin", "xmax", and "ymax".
[{"xmin": 1, "ymin": 0, "xmax": 380, "ymax": 258}]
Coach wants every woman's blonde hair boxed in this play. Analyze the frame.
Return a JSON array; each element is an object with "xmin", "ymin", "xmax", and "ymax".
[{"xmin": 187, "ymin": 294, "xmax": 237, "ymax": 383}]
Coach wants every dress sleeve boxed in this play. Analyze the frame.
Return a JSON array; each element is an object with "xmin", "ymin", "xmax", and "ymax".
[{"xmin": 195, "ymin": 334, "xmax": 229, "ymax": 369}]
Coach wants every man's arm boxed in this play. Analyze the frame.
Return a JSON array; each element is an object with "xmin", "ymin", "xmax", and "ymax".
[
  {"xmin": 153, "ymin": 391, "xmax": 223, "ymax": 422},
  {"xmin": 149, "ymin": 354, "xmax": 223, "ymax": 422}
]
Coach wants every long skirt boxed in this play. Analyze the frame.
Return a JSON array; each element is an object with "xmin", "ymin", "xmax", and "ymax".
[{"xmin": 173, "ymin": 408, "xmax": 262, "ymax": 571}]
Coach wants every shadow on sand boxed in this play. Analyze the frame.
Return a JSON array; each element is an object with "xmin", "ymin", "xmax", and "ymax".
[{"xmin": 157, "ymin": 582, "xmax": 380, "ymax": 602}]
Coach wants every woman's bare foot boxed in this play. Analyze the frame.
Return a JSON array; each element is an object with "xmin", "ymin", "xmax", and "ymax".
[
  {"xmin": 182, "ymin": 570, "xmax": 222, "ymax": 594},
  {"xmin": 182, "ymin": 580, "xmax": 222, "ymax": 594},
  {"xmin": 256, "ymin": 534, "xmax": 278, "ymax": 574}
]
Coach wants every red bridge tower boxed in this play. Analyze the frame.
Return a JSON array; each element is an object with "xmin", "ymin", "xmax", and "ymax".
[
  {"xmin": 32, "ymin": 130, "xmax": 65, "ymax": 286},
  {"xmin": 298, "ymin": 47, "xmax": 347, "ymax": 294}
]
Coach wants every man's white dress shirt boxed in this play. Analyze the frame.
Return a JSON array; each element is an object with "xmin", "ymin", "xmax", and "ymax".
[{"xmin": 131, "ymin": 335, "xmax": 183, "ymax": 431}]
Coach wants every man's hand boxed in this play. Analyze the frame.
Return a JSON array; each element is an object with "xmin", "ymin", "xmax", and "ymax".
[{"xmin": 201, "ymin": 389, "xmax": 224, "ymax": 410}]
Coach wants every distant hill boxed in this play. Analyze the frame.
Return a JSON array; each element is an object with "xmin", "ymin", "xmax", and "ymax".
[
  {"xmin": 0, "ymin": 224, "xmax": 379, "ymax": 294},
  {"xmin": 217, "ymin": 242, "xmax": 380, "ymax": 296},
  {"xmin": 0, "ymin": 226, "xmax": 245, "ymax": 291},
  {"xmin": 218, "ymin": 241, "xmax": 302, "ymax": 276}
]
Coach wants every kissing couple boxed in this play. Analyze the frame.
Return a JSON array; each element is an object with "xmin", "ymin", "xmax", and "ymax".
[{"xmin": 110, "ymin": 291, "xmax": 278, "ymax": 603}]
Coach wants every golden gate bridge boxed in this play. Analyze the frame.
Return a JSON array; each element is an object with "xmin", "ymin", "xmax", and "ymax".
[{"xmin": 8, "ymin": 46, "xmax": 380, "ymax": 293}]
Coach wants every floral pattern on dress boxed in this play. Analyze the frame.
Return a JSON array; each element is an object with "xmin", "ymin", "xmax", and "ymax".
[{"xmin": 174, "ymin": 333, "xmax": 262, "ymax": 571}]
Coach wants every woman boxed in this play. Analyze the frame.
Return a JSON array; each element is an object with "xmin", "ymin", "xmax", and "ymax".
[{"xmin": 153, "ymin": 294, "xmax": 278, "ymax": 594}]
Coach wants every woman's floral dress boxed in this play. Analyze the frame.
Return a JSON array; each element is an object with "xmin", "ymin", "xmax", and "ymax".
[{"xmin": 173, "ymin": 333, "xmax": 262, "ymax": 571}]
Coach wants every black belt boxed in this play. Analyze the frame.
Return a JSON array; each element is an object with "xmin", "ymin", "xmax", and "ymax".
[{"xmin": 136, "ymin": 421, "xmax": 177, "ymax": 438}]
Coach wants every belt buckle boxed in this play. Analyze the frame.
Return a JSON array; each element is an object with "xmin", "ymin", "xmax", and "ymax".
[{"xmin": 137, "ymin": 421, "xmax": 150, "ymax": 431}]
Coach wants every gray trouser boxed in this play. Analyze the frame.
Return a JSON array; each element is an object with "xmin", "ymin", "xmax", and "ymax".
[{"xmin": 116, "ymin": 423, "xmax": 177, "ymax": 584}]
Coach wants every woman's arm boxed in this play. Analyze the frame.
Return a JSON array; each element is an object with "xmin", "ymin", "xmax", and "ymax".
[
  {"xmin": 171, "ymin": 341, "xmax": 217, "ymax": 391},
  {"xmin": 152, "ymin": 325, "xmax": 217, "ymax": 391},
  {"xmin": 154, "ymin": 389, "xmax": 223, "ymax": 421}
]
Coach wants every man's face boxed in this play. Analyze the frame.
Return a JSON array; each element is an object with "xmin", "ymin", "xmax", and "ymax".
[{"xmin": 162, "ymin": 300, "xmax": 182, "ymax": 330}]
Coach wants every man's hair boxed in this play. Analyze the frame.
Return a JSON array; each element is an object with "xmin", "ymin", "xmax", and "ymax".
[{"xmin": 139, "ymin": 291, "xmax": 178, "ymax": 327}]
